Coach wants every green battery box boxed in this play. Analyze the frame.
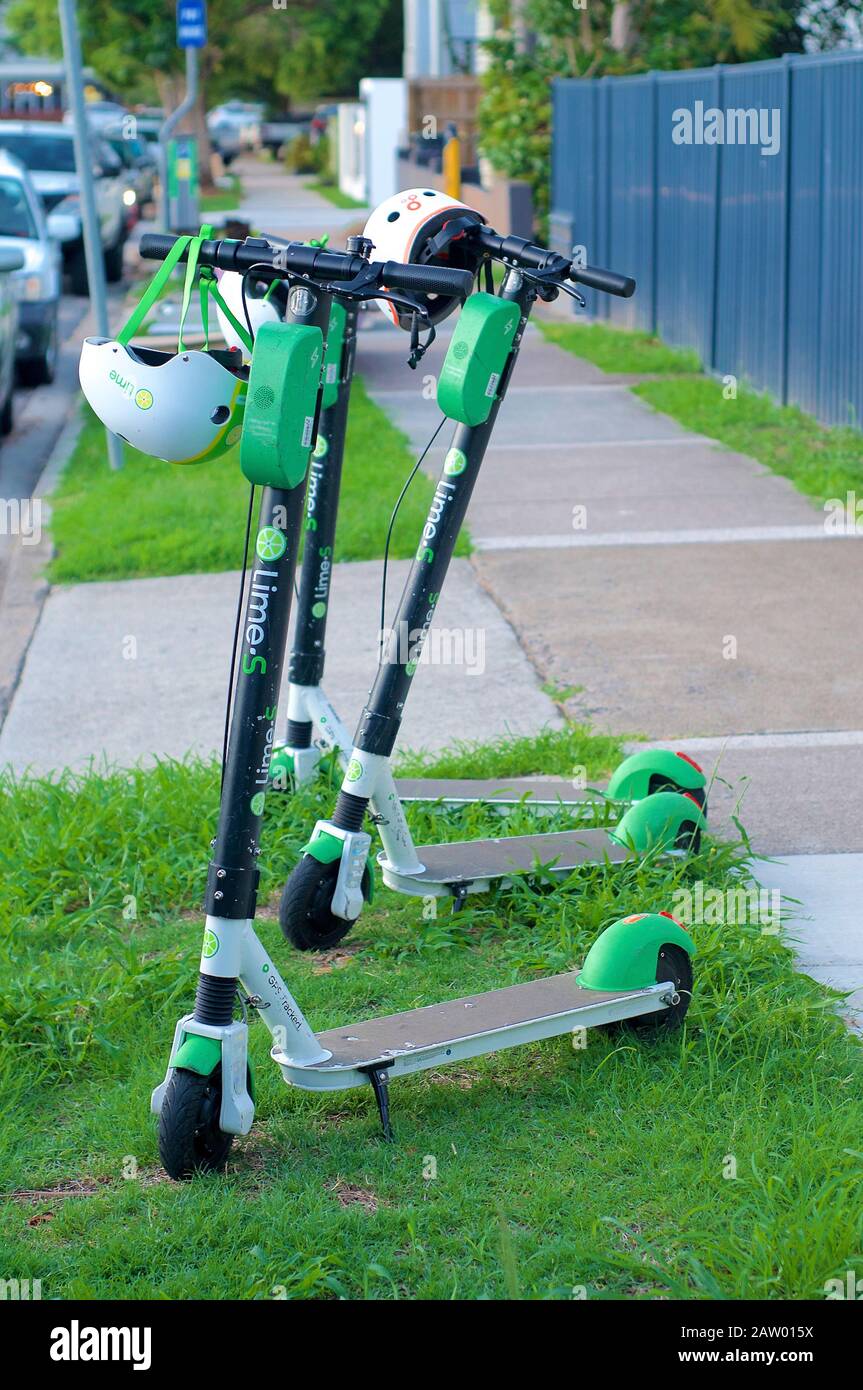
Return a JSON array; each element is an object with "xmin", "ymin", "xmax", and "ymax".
[
  {"xmin": 321, "ymin": 299, "xmax": 347, "ymax": 410},
  {"xmin": 437, "ymin": 292, "xmax": 519, "ymax": 426},
  {"xmin": 240, "ymin": 321, "xmax": 323, "ymax": 489}
]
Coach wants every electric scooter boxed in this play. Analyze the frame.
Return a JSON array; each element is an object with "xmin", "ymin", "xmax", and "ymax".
[
  {"xmin": 280, "ymin": 231, "xmax": 707, "ymax": 950},
  {"xmin": 260, "ymin": 217, "xmax": 706, "ymax": 816},
  {"xmin": 115, "ymin": 232, "xmax": 696, "ymax": 1179}
]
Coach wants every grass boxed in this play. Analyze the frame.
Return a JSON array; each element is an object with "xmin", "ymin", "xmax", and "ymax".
[
  {"xmin": 200, "ymin": 175, "xmax": 243, "ymax": 214},
  {"xmin": 0, "ymin": 730, "xmax": 860, "ymax": 1300},
  {"xmin": 309, "ymin": 178, "xmax": 367, "ymax": 210},
  {"xmin": 542, "ymin": 316, "xmax": 863, "ymax": 506},
  {"xmin": 538, "ymin": 319, "xmax": 701, "ymax": 375},
  {"xmin": 49, "ymin": 379, "xmax": 466, "ymax": 583},
  {"xmin": 634, "ymin": 378, "xmax": 863, "ymax": 508}
]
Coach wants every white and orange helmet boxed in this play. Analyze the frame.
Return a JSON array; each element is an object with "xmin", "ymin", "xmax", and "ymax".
[{"xmin": 363, "ymin": 188, "xmax": 485, "ymax": 328}]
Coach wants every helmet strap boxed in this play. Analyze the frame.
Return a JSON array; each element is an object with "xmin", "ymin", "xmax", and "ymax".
[{"xmin": 116, "ymin": 232, "xmax": 193, "ymax": 347}]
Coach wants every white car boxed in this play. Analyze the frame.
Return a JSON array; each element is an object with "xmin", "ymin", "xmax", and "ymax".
[
  {"xmin": 0, "ymin": 121, "xmax": 128, "ymax": 295},
  {"xmin": 0, "ymin": 150, "xmax": 61, "ymax": 384}
]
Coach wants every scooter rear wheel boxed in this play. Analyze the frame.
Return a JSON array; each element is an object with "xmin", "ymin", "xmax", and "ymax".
[
  {"xmin": 627, "ymin": 943, "xmax": 693, "ymax": 1034},
  {"xmin": 158, "ymin": 1065, "xmax": 234, "ymax": 1180},
  {"xmin": 279, "ymin": 854, "xmax": 370, "ymax": 951}
]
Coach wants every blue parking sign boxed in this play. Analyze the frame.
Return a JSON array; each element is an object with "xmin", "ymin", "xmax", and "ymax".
[{"xmin": 177, "ymin": 0, "xmax": 207, "ymax": 47}]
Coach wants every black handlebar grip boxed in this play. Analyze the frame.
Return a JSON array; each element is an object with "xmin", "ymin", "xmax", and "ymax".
[
  {"xmin": 380, "ymin": 260, "xmax": 474, "ymax": 300},
  {"xmin": 139, "ymin": 233, "xmax": 185, "ymax": 262},
  {"xmin": 571, "ymin": 264, "xmax": 636, "ymax": 298}
]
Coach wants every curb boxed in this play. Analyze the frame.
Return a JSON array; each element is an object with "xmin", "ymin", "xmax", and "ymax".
[{"xmin": 0, "ymin": 406, "xmax": 84, "ymax": 730}]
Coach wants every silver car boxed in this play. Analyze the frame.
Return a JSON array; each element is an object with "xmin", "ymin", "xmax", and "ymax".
[
  {"xmin": 0, "ymin": 121, "xmax": 128, "ymax": 295},
  {"xmin": 0, "ymin": 149, "xmax": 61, "ymax": 384}
]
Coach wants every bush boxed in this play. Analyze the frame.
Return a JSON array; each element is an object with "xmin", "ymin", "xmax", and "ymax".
[{"xmin": 284, "ymin": 131, "xmax": 329, "ymax": 175}]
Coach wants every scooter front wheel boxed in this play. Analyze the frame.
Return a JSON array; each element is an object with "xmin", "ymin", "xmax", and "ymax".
[
  {"xmin": 158, "ymin": 1066, "xmax": 234, "ymax": 1180},
  {"xmin": 279, "ymin": 854, "xmax": 370, "ymax": 951}
]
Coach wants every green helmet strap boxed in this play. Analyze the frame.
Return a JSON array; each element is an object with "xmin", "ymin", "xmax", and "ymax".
[{"xmin": 115, "ymin": 225, "xmax": 253, "ymax": 356}]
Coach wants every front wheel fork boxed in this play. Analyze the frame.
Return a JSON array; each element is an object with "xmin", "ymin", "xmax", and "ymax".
[{"xmin": 151, "ymin": 1014, "xmax": 255, "ymax": 1136}]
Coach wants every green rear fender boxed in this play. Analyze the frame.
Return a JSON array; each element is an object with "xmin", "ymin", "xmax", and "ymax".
[
  {"xmin": 606, "ymin": 748, "xmax": 706, "ymax": 803},
  {"xmin": 610, "ymin": 790, "xmax": 706, "ymax": 854},
  {"xmin": 578, "ymin": 912, "xmax": 696, "ymax": 992}
]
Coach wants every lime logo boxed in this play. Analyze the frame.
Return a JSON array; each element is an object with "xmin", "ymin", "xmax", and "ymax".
[
  {"xmin": 256, "ymin": 526, "xmax": 286, "ymax": 561},
  {"xmin": 134, "ymin": 388, "xmax": 153, "ymax": 410},
  {"xmin": 250, "ymin": 791, "xmax": 266, "ymax": 815},
  {"xmin": 313, "ymin": 434, "xmax": 329, "ymax": 459},
  {"xmin": 311, "ymin": 601, "xmax": 327, "ymax": 618},
  {"xmin": 406, "ymin": 659, "xmax": 417, "ymax": 677},
  {"xmin": 346, "ymin": 757, "xmax": 363, "ymax": 783},
  {"xmin": 202, "ymin": 929, "xmax": 219, "ymax": 959},
  {"xmin": 453, "ymin": 340, "xmax": 469, "ymax": 359},
  {"xmin": 262, "ymin": 962, "xmax": 270, "ymax": 973},
  {"xmin": 444, "ymin": 448, "xmax": 467, "ymax": 476}
]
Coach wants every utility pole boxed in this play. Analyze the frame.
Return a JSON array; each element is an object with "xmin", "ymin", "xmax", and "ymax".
[{"xmin": 57, "ymin": 0, "xmax": 124, "ymax": 471}]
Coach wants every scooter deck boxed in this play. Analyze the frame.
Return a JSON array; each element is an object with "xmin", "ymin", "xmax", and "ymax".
[
  {"xmin": 386, "ymin": 828, "xmax": 630, "ymax": 887},
  {"xmin": 306, "ymin": 972, "xmax": 667, "ymax": 1072},
  {"xmin": 394, "ymin": 777, "xmax": 601, "ymax": 807}
]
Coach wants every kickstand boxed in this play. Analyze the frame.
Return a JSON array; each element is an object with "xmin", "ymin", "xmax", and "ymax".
[
  {"xmin": 364, "ymin": 1065, "xmax": 394, "ymax": 1142},
  {"xmin": 451, "ymin": 884, "xmax": 469, "ymax": 915}
]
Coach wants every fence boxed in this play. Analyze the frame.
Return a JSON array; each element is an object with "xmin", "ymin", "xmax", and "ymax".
[{"xmin": 550, "ymin": 51, "xmax": 863, "ymax": 429}]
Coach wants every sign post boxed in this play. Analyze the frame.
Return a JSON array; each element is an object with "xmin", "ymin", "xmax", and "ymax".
[{"xmin": 159, "ymin": 1, "xmax": 207, "ymax": 231}]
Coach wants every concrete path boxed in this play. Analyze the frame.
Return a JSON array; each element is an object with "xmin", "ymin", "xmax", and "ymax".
[
  {"xmin": 0, "ymin": 558, "xmax": 559, "ymax": 775},
  {"xmin": 226, "ymin": 157, "xmax": 367, "ymax": 243}
]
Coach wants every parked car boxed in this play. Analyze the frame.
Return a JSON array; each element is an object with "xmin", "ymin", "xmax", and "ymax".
[
  {"xmin": 0, "ymin": 243, "xmax": 23, "ymax": 433},
  {"xmin": 0, "ymin": 150, "xmax": 61, "ymax": 384},
  {"xmin": 101, "ymin": 126, "xmax": 157, "ymax": 218},
  {"xmin": 207, "ymin": 101, "xmax": 262, "ymax": 163},
  {"xmin": 0, "ymin": 121, "xmax": 128, "ymax": 294},
  {"xmin": 260, "ymin": 115, "xmax": 311, "ymax": 158}
]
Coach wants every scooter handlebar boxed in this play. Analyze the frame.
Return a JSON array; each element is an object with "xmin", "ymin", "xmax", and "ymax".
[
  {"xmin": 379, "ymin": 259, "xmax": 474, "ymax": 301},
  {"xmin": 570, "ymin": 263, "xmax": 636, "ymax": 299},
  {"xmin": 138, "ymin": 234, "xmax": 473, "ymax": 302}
]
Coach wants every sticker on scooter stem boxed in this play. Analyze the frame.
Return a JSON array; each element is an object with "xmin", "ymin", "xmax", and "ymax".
[
  {"xmin": 346, "ymin": 758, "xmax": 363, "ymax": 782},
  {"xmin": 202, "ymin": 929, "xmax": 220, "ymax": 958},
  {"xmin": 250, "ymin": 791, "xmax": 266, "ymax": 815},
  {"xmin": 444, "ymin": 447, "xmax": 467, "ymax": 476},
  {"xmin": 256, "ymin": 526, "xmax": 286, "ymax": 561},
  {"xmin": 313, "ymin": 434, "xmax": 329, "ymax": 459},
  {"xmin": 311, "ymin": 602, "xmax": 327, "ymax": 618}
]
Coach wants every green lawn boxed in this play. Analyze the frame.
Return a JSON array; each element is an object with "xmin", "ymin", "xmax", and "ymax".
[
  {"xmin": 538, "ymin": 320, "xmax": 701, "ymax": 375},
  {"xmin": 542, "ymin": 317, "xmax": 863, "ymax": 507},
  {"xmin": 634, "ymin": 378, "xmax": 863, "ymax": 508},
  {"xmin": 309, "ymin": 178, "xmax": 367, "ymax": 211},
  {"xmin": 49, "ymin": 379, "xmax": 465, "ymax": 583},
  {"xmin": 200, "ymin": 176, "xmax": 243, "ymax": 214},
  {"xmin": 0, "ymin": 733, "xmax": 859, "ymax": 1300}
]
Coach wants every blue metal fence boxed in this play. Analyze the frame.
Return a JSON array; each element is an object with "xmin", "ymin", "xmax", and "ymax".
[{"xmin": 550, "ymin": 51, "xmax": 863, "ymax": 429}]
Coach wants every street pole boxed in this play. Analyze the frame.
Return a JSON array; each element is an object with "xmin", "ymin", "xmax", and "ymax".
[
  {"xmin": 57, "ymin": 0, "xmax": 124, "ymax": 471},
  {"xmin": 159, "ymin": 46, "xmax": 199, "ymax": 231}
]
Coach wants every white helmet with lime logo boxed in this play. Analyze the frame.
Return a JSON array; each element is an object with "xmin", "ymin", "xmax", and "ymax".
[
  {"xmin": 78, "ymin": 228, "xmax": 251, "ymax": 465},
  {"xmin": 364, "ymin": 188, "xmax": 486, "ymax": 328}
]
